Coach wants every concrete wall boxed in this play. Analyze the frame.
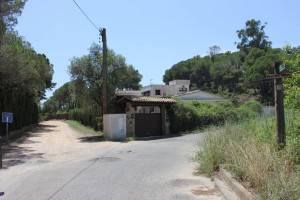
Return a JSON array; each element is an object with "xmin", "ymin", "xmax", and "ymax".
[{"xmin": 103, "ymin": 114, "xmax": 127, "ymax": 140}]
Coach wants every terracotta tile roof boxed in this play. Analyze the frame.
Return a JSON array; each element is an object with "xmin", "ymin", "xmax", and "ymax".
[
  {"xmin": 130, "ymin": 96, "xmax": 176, "ymax": 104},
  {"xmin": 115, "ymin": 90, "xmax": 142, "ymax": 96}
]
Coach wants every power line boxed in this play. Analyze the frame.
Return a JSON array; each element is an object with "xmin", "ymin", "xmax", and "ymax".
[{"xmin": 71, "ymin": 0, "xmax": 100, "ymax": 31}]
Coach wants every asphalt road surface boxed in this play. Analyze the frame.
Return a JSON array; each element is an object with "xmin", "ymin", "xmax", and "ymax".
[{"xmin": 0, "ymin": 120, "xmax": 224, "ymax": 200}]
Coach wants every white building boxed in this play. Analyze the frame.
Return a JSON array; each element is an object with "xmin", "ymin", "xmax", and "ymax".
[
  {"xmin": 115, "ymin": 79, "xmax": 225, "ymax": 102},
  {"xmin": 142, "ymin": 80, "xmax": 190, "ymax": 97}
]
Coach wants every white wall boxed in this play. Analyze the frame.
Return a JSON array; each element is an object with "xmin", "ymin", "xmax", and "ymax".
[{"xmin": 103, "ymin": 114, "xmax": 127, "ymax": 140}]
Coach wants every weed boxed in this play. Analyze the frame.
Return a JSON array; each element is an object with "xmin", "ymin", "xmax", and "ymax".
[{"xmin": 197, "ymin": 113, "xmax": 300, "ymax": 199}]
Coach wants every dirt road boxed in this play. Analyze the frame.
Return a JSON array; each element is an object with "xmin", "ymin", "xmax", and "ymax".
[{"xmin": 2, "ymin": 120, "xmax": 115, "ymax": 169}]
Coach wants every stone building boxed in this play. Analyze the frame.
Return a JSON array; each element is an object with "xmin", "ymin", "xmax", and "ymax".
[{"xmin": 116, "ymin": 96, "xmax": 176, "ymax": 138}]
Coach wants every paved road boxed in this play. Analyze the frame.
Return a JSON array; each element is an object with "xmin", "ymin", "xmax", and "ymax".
[{"xmin": 0, "ymin": 120, "xmax": 224, "ymax": 200}]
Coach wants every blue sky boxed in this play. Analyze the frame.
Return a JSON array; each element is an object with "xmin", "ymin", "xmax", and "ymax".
[{"xmin": 16, "ymin": 0, "xmax": 300, "ymax": 98}]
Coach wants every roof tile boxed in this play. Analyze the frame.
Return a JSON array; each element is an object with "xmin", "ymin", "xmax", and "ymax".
[{"xmin": 131, "ymin": 96, "xmax": 176, "ymax": 104}]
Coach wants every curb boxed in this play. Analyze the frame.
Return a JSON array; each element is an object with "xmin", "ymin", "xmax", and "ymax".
[{"xmin": 215, "ymin": 168, "xmax": 257, "ymax": 200}]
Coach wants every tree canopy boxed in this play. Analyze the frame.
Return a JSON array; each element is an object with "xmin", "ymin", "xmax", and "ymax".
[
  {"xmin": 0, "ymin": 32, "xmax": 54, "ymax": 130},
  {"xmin": 163, "ymin": 19, "xmax": 289, "ymax": 103},
  {"xmin": 236, "ymin": 19, "xmax": 272, "ymax": 53},
  {"xmin": 43, "ymin": 43, "xmax": 142, "ymax": 130},
  {"xmin": 0, "ymin": 0, "xmax": 27, "ymax": 41},
  {"xmin": 0, "ymin": 0, "xmax": 54, "ymax": 132}
]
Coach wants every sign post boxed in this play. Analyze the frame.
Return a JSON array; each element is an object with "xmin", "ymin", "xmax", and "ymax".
[
  {"xmin": 6, "ymin": 117, "xmax": 8, "ymax": 143},
  {"xmin": 0, "ymin": 135, "xmax": 2, "ymax": 169},
  {"xmin": 1, "ymin": 112, "xmax": 13, "ymax": 169},
  {"xmin": 2, "ymin": 112, "xmax": 13, "ymax": 143},
  {"xmin": 264, "ymin": 62, "xmax": 291, "ymax": 149},
  {"xmin": 273, "ymin": 62, "xmax": 286, "ymax": 149}
]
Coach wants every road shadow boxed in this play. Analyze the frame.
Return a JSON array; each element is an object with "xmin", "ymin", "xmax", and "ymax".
[
  {"xmin": 134, "ymin": 134, "xmax": 183, "ymax": 141},
  {"xmin": 2, "ymin": 144, "xmax": 45, "ymax": 169},
  {"xmin": 78, "ymin": 135, "xmax": 105, "ymax": 143},
  {"xmin": 11, "ymin": 123, "xmax": 57, "ymax": 143},
  {"xmin": 1, "ymin": 123, "xmax": 56, "ymax": 169}
]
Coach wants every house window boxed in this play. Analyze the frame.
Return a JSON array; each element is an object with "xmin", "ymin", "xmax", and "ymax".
[
  {"xmin": 179, "ymin": 85, "xmax": 188, "ymax": 92},
  {"xmin": 143, "ymin": 91, "xmax": 151, "ymax": 96},
  {"xmin": 155, "ymin": 90, "xmax": 161, "ymax": 95}
]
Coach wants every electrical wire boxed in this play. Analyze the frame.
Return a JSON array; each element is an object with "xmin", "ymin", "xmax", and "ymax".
[{"xmin": 71, "ymin": 0, "xmax": 100, "ymax": 31}]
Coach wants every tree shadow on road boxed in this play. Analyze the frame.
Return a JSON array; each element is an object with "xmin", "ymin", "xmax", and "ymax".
[
  {"xmin": 11, "ymin": 123, "xmax": 57, "ymax": 143},
  {"xmin": 2, "ymin": 145, "xmax": 45, "ymax": 169},
  {"xmin": 134, "ymin": 134, "xmax": 183, "ymax": 141},
  {"xmin": 78, "ymin": 135, "xmax": 105, "ymax": 143},
  {"xmin": 1, "ymin": 123, "xmax": 56, "ymax": 169}
]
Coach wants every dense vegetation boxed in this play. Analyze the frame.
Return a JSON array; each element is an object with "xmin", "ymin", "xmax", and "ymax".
[
  {"xmin": 197, "ymin": 111, "xmax": 300, "ymax": 199},
  {"xmin": 194, "ymin": 34, "xmax": 300, "ymax": 199},
  {"xmin": 0, "ymin": 0, "xmax": 54, "ymax": 134},
  {"xmin": 163, "ymin": 19, "xmax": 299, "ymax": 104},
  {"xmin": 168, "ymin": 100, "xmax": 262, "ymax": 133},
  {"xmin": 43, "ymin": 44, "xmax": 142, "ymax": 130}
]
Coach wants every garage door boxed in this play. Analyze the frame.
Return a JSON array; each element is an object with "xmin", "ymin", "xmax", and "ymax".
[{"xmin": 135, "ymin": 113, "xmax": 162, "ymax": 137}]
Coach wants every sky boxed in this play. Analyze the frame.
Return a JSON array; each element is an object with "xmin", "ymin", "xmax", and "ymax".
[{"xmin": 15, "ymin": 0, "xmax": 300, "ymax": 98}]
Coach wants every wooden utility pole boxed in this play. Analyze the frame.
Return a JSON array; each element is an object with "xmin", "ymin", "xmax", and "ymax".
[
  {"xmin": 0, "ymin": 0, "xmax": 2, "ymax": 169},
  {"xmin": 100, "ymin": 28, "xmax": 108, "ymax": 115},
  {"xmin": 0, "ymin": 0, "xmax": 3, "ymax": 43},
  {"xmin": 273, "ymin": 61, "xmax": 286, "ymax": 149}
]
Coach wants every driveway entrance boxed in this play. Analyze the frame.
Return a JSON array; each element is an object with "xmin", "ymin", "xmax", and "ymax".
[{"xmin": 135, "ymin": 113, "xmax": 162, "ymax": 137}]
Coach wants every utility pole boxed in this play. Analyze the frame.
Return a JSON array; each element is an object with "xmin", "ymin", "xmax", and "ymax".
[
  {"xmin": 0, "ymin": 0, "xmax": 2, "ymax": 169},
  {"xmin": 0, "ymin": 0, "xmax": 3, "ymax": 43},
  {"xmin": 100, "ymin": 28, "xmax": 108, "ymax": 115},
  {"xmin": 273, "ymin": 61, "xmax": 286, "ymax": 149}
]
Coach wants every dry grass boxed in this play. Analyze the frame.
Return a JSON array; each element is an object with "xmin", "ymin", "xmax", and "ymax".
[{"xmin": 196, "ymin": 116, "xmax": 300, "ymax": 199}]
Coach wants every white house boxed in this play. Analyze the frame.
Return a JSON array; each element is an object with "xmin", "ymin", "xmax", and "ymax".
[
  {"xmin": 141, "ymin": 80, "xmax": 190, "ymax": 97},
  {"xmin": 116, "ymin": 79, "xmax": 225, "ymax": 102}
]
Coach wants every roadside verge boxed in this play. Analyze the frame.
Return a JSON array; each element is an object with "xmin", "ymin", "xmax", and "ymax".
[{"xmin": 215, "ymin": 168, "xmax": 257, "ymax": 200}]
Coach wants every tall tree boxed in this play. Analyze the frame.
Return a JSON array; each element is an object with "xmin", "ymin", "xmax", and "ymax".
[
  {"xmin": 0, "ymin": 33, "xmax": 54, "ymax": 131},
  {"xmin": 44, "ymin": 44, "xmax": 142, "ymax": 130},
  {"xmin": 209, "ymin": 45, "xmax": 221, "ymax": 63},
  {"xmin": 0, "ymin": 0, "xmax": 27, "ymax": 41},
  {"xmin": 69, "ymin": 43, "xmax": 142, "ymax": 111},
  {"xmin": 236, "ymin": 19, "xmax": 272, "ymax": 55}
]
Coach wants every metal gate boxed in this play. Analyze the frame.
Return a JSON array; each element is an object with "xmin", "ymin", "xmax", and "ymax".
[{"xmin": 135, "ymin": 113, "xmax": 162, "ymax": 137}]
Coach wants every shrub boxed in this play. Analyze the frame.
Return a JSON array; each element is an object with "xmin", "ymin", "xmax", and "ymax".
[
  {"xmin": 68, "ymin": 108, "xmax": 100, "ymax": 130},
  {"xmin": 43, "ymin": 107, "xmax": 102, "ymax": 131},
  {"xmin": 168, "ymin": 100, "xmax": 262, "ymax": 133}
]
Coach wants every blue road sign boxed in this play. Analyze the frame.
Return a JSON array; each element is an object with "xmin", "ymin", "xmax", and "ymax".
[{"xmin": 2, "ymin": 112, "xmax": 13, "ymax": 124}]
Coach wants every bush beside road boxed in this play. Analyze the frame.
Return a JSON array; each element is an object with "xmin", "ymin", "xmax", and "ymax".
[
  {"xmin": 168, "ymin": 100, "xmax": 262, "ymax": 133},
  {"xmin": 196, "ymin": 111, "xmax": 300, "ymax": 199}
]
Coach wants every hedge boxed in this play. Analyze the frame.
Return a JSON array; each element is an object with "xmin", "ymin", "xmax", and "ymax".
[{"xmin": 168, "ymin": 100, "xmax": 262, "ymax": 133}]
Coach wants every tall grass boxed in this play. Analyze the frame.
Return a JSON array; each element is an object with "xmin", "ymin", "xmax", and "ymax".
[{"xmin": 196, "ymin": 112, "xmax": 300, "ymax": 199}]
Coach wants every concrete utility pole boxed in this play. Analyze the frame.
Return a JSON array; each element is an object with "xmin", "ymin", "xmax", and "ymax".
[
  {"xmin": 274, "ymin": 61, "xmax": 286, "ymax": 149},
  {"xmin": 100, "ymin": 28, "xmax": 108, "ymax": 115}
]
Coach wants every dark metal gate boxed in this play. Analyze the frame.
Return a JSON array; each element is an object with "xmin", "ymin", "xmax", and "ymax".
[{"xmin": 135, "ymin": 113, "xmax": 162, "ymax": 137}]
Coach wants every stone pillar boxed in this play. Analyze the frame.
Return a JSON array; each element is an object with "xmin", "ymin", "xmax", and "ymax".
[
  {"xmin": 126, "ymin": 102, "xmax": 135, "ymax": 137},
  {"xmin": 161, "ymin": 105, "xmax": 167, "ymax": 135}
]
